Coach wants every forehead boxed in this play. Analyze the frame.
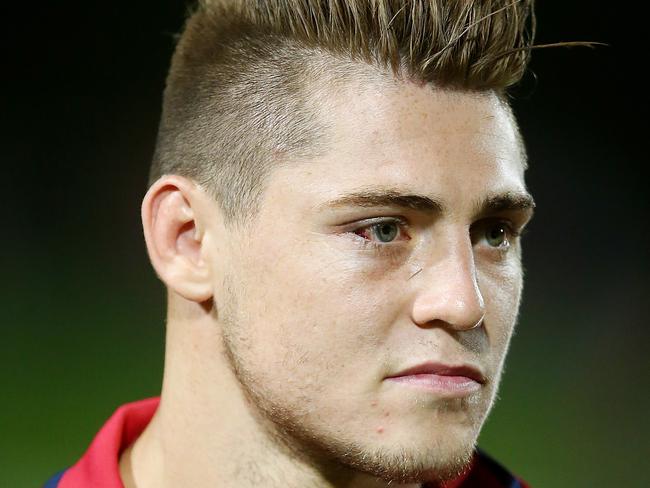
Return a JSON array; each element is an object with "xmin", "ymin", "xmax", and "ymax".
[
  {"xmin": 264, "ymin": 80, "xmax": 527, "ymax": 217},
  {"xmin": 336, "ymin": 80, "xmax": 521, "ymax": 163}
]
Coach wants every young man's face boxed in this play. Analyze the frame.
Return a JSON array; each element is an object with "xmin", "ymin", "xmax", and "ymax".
[{"xmin": 211, "ymin": 82, "xmax": 533, "ymax": 483}]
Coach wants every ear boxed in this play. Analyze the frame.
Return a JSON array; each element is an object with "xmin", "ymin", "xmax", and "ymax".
[{"xmin": 141, "ymin": 175, "xmax": 213, "ymax": 302}]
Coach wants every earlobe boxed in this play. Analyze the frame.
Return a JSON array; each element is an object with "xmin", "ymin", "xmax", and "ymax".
[{"xmin": 141, "ymin": 176, "xmax": 213, "ymax": 302}]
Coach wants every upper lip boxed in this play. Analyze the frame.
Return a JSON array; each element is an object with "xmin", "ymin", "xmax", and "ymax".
[{"xmin": 387, "ymin": 361, "xmax": 487, "ymax": 384}]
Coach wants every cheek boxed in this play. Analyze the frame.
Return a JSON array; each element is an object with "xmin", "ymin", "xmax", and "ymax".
[
  {"xmin": 480, "ymin": 260, "xmax": 523, "ymax": 349},
  {"xmin": 230, "ymin": 239, "xmax": 404, "ymax": 385}
]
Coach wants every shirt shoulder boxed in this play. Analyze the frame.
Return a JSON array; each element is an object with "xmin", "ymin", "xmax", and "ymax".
[{"xmin": 43, "ymin": 397, "xmax": 160, "ymax": 488}]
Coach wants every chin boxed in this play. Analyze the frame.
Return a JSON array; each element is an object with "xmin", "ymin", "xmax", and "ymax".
[
  {"xmin": 340, "ymin": 438, "xmax": 477, "ymax": 485},
  {"xmin": 290, "ymin": 416, "xmax": 477, "ymax": 486}
]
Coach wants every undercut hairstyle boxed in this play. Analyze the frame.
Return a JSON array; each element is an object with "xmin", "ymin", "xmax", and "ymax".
[{"xmin": 149, "ymin": 0, "xmax": 536, "ymax": 225}]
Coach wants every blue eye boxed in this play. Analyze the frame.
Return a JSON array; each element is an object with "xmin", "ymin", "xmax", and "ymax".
[
  {"xmin": 485, "ymin": 224, "xmax": 508, "ymax": 248},
  {"xmin": 352, "ymin": 218, "xmax": 409, "ymax": 246},
  {"xmin": 479, "ymin": 220, "xmax": 524, "ymax": 250},
  {"xmin": 373, "ymin": 222, "xmax": 399, "ymax": 243}
]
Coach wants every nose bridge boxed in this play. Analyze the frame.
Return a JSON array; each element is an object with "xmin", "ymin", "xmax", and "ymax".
[{"xmin": 411, "ymin": 231, "xmax": 485, "ymax": 330}]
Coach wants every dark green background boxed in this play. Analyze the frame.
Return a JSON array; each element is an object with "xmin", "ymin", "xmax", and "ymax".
[{"xmin": 2, "ymin": 2, "xmax": 647, "ymax": 487}]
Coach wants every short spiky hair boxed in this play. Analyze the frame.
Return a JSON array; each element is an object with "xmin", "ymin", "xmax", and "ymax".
[{"xmin": 149, "ymin": 0, "xmax": 535, "ymax": 225}]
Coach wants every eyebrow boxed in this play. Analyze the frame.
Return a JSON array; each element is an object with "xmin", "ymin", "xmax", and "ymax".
[
  {"xmin": 472, "ymin": 191, "xmax": 536, "ymax": 217},
  {"xmin": 322, "ymin": 188, "xmax": 444, "ymax": 213},
  {"xmin": 320, "ymin": 186, "xmax": 535, "ymax": 217}
]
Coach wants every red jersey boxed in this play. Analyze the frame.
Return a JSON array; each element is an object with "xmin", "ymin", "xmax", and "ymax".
[{"xmin": 44, "ymin": 398, "xmax": 529, "ymax": 488}]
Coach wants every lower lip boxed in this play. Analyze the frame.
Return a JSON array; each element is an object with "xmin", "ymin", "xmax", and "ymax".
[{"xmin": 387, "ymin": 374, "xmax": 481, "ymax": 395}]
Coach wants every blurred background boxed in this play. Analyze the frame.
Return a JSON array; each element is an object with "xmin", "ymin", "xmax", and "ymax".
[{"xmin": 1, "ymin": 2, "xmax": 647, "ymax": 487}]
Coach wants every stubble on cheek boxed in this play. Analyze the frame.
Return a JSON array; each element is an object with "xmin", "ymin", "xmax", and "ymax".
[
  {"xmin": 218, "ymin": 270, "xmax": 323, "ymax": 411},
  {"xmin": 219, "ymin": 266, "xmax": 379, "ymax": 456}
]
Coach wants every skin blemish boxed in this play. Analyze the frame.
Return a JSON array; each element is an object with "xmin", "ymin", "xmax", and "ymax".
[
  {"xmin": 376, "ymin": 426, "xmax": 385, "ymax": 434},
  {"xmin": 370, "ymin": 401, "xmax": 378, "ymax": 407},
  {"xmin": 384, "ymin": 411, "xmax": 390, "ymax": 417}
]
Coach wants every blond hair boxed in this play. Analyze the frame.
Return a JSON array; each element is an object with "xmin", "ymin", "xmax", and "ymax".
[{"xmin": 149, "ymin": 0, "xmax": 536, "ymax": 225}]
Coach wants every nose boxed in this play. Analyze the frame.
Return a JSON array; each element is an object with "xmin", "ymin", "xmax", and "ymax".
[{"xmin": 410, "ymin": 240, "xmax": 486, "ymax": 331}]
